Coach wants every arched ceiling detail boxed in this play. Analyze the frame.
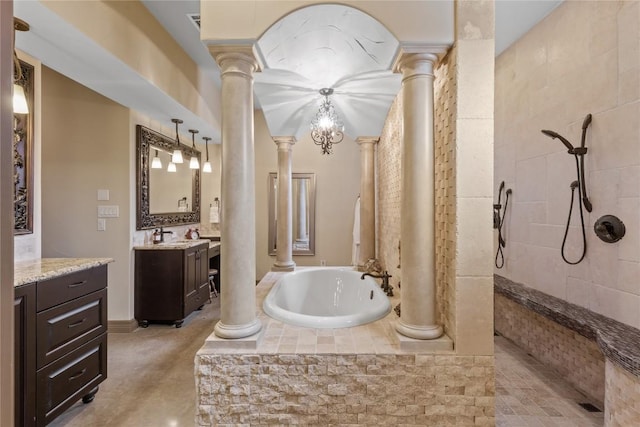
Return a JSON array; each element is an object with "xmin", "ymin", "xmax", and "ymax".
[{"xmin": 254, "ymin": 4, "xmax": 402, "ymax": 140}]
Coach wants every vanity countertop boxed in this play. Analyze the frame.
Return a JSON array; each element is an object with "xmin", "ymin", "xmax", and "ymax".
[
  {"xmin": 134, "ymin": 239, "xmax": 220, "ymax": 251},
  {"xmin": 14, "ymin": 257, "xmax": 114, "ymax": 287}
]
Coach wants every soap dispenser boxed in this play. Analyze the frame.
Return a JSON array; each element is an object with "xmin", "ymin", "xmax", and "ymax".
[{"xmin": 152, "ymin": 229, "xmax": 162, "ymax": 244}]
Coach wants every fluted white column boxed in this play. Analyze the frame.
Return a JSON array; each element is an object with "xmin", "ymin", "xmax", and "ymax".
[
  {"xmin": 356, "ymin": 137, "xmax": 378, "ymax": 270},
  {"xmin": 210, "ymin": 46, "xmax": 261, "ymax": 339},
  {"xmin": 295, "ymin": 179, "xmax": 308, "ymax": 244},
  {"xmin": 272, "ymin": 137, "xmax": 296, "ymax": 271},
  {"xmin": 395, "ymin": 52, "xmax": 443, "ymax": 340}
]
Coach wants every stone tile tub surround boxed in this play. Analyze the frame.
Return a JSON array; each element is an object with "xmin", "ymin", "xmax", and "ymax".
[
  {"xmin": 495, "ymin": 275, "xmax": 640, "ymax": 426},
  {"xmin": 14, "ymin": 257, "xmax": 114, "ymax": 286},
  {"xmin": 195, "ymin": 272, "xmax": 495, "ymax": 426}
]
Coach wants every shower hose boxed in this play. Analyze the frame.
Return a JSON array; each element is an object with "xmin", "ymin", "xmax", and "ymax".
[
  {"xmin": 561, "ymin": 155, "xmax": 588, "ymax": 265},
  {"xmin": 495, "ymin": 187, "xmax": 511, "ymax": 269}
]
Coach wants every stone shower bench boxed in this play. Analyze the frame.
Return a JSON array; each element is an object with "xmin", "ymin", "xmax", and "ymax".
[
  {"xmin": 494, "ymin": 274, "xmax": 640, "ymax": 427},
  {"xmin": 494, "ymin": 274, "xmax": 640, "ymax": 379}
]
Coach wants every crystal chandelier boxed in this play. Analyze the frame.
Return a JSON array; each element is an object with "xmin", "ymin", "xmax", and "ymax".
[{"xmin": 310, "ymin": 88, "xmax": 344, "ymax": 155}]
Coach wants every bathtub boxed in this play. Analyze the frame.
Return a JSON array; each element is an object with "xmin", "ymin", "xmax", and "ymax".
[{"xmin": 263, "ymin": 267, "xmax": 391, "ymax": 328}]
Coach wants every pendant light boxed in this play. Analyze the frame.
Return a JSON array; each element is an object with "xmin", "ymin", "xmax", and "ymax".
[
  {"xmin": 151, "ymin": 149, "xmax": 162, "ymax": 169},
  {"xmin": 171, "ymin": 118, "xmax": 184, "ymax": 163},
  {"xmin": 13, "ymin": 18, "xmax": 30, "ymax": 114},
  {"xmin": 167, "ymin": 161, "xmax": 177, "ymax": 172},
  {"xmin": 188, "ymin": 129, "xmax": 200, "ymax": 169},
  {"xmin": 202, "ymin": 137, "xmax": 212, "ymax": 173}
]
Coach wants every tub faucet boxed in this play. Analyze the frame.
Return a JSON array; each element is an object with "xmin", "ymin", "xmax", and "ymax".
[{"xmin": 361, "ymin": 271, "xmax": 393, "ymax": 297}]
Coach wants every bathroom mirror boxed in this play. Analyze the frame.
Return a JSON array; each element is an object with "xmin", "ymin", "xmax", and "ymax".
[
  {"xmin": 136, "ymin": 125, "xmax": 200, "ymax": 230},
  {"xmin": 14, "ymin": 59, "xmax": 34, "ymax": 235},
  {"xmin": 268, "ymin": 172, "xmax": 316, "ymax": 256}
]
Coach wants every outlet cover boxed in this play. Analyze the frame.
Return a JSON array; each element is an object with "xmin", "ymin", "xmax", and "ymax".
[
  {"xmin": 97, "ymin": 189, "xmax": 110, "ymax": 201},
  {"xmin": 97, "ymin": 218, "xmax": 106, "ymax": 231}
]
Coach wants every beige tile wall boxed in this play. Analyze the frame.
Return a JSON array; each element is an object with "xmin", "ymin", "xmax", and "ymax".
[
  {"xmin": 495, "ymin": 0, "xmax": 640, "ymax": 328},
  {"xmin": 495, "ymin": 294, "xmax": 605, "ymax": 405},
  {"xmin": 605, "ymin": 359, "xmax": 640, "ymax": 427}
]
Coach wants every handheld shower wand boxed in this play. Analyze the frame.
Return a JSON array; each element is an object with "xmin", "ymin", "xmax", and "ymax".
[{"xmin": 540, "ymin": 114, "xmax": 593, "ymax": 265}]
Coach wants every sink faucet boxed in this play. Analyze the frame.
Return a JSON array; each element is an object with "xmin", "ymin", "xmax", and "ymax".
[
  {"xmin": 159, "ymin": 226, "xmax": 172, "ymax": 243},
  {"xmin": 361, "ymin": 271, "xmax": 393, "ymax": 297}
]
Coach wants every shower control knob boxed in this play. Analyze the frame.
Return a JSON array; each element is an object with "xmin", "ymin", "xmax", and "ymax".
[{"xmin": 594, "ymin": 215, "xmax": 626, "ymax": 243}]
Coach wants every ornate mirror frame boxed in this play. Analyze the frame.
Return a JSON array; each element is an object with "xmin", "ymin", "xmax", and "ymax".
[
  {"xmin": 14, "ymin": 59, "xmax": 34, "ymax": 235},
  {"xmin": 136, "ymin": 125, "xmax": 201, "ymax": 230},
  {"xmin": 268, "ymin": 172, "xmax": 316, "ymax": 256}
]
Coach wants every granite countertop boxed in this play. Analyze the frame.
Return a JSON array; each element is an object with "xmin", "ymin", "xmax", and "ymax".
[
  {"xmin": 14, "ymin": 258, "xmax": 114, "ymax": 287},
  {"xmin": 495, "ymin": 274, "xmax": 640, "ymax": 378},
  {"xmin": 133, "ymin": 239, "xmax": 219, "ymax": 251}
]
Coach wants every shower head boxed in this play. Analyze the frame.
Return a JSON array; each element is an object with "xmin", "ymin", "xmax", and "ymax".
[
  {"xmin": 541, "ymin": 129, "xmax": 575, "ymax": 152},
  {"xmin": 582, "ymin": 113, "xmax": 593, "ymax": 130}
]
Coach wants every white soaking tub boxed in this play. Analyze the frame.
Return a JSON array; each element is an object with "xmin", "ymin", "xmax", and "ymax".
[{"xmin": 263, "ymin": 267, "xmax": 391, "ymax": 328}]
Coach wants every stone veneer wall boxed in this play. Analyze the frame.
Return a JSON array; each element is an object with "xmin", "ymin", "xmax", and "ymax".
[
  {"xmin": 606, "ymin": 359, "xmax": 640, "ymax": 426},
  {"xmin": 376, "ymin": 93, "xmax": 403, "ymax": 295},
  {"xmin": 197, "ymin": 351, "xmax": 495, "ymax": 426},
  {"xmin": 495, "ymin": 294, "xmax": 605, "ymax": 405},
  {"xmin": 434, "ymin": 48, "xmax": 458, "ymax": 339}
]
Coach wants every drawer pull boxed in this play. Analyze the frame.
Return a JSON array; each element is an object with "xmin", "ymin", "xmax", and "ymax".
[
  {"xmin": 68, "ymin": 280, "xmax": 88, "ymax": 288},
  {"xmin": 68, "ymin": 368, "xmax": 87, "ymax": 381},
  {"xmin": 68, "ymin": 317, "xmax": 87, "ymax": 328}
]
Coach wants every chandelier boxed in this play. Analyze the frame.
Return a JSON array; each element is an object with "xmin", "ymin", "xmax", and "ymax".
[{"xmin": 310, "ymin": 88, "xmax": 344, "ymax": 155}]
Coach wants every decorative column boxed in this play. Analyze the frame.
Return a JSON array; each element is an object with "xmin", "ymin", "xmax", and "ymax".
[
  {"xmin": 394, "ymin": 52, "xmax": 443, "ymax": 340},
  {"xmin": 210, "ymin": 46, "xmax": 261, "ymax": 339},
  {"xmin": 356, "ymin": 137, "xmax": 378, "ymax": 270},
  {"xmin": 295, "ymin": 179, "xmax": 308, "ymax": 244},
  {"xmin": 272, "ymin": 137, "xmax": 296, "ymax": 271}
]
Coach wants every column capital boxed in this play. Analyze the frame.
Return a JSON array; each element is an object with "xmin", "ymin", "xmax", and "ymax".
[
  {"xmin": 356, "ymin": 137, "xmax": 380, "ymax": 146},
  {"xmin": 392, "ymin": 43, "xmax": 448, "ymax": 75},
  {"xmin": 208, "ymin": 44, "xmax": 263, "ymax": 74},
  {"xmin": 272, "ymin": 136, "xmax": 297, "ymax": 146}
]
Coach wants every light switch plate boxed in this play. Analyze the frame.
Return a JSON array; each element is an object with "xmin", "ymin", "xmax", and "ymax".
[
  {"xmin": 97, "ymin": 189, "xmax": 110, "ymax": 201},
  {"xmin": 97, "ymin": 218, "xmax": 106, "ymax": 231},
  {"xmin": 97, "ymin": 205, "xmax": 119, "ymax": 218}
]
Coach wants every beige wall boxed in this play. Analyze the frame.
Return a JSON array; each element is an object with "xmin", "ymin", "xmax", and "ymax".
[
  {"xmin": 41, "ymin": 66, "xmax": 132, "ymax": 320},
  {"xmin": 254, "ymin": 110, "xmax": 360, "ymax": 279},
  {"xmin": 495, "ymin": 0, "xmax": 640, "ymax": 328}
]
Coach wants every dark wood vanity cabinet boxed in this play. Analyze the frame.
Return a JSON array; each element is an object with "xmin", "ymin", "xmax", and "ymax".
[
  {"xmin": 14, "ymin": 283, "xmax": 36, "ymax": 427},
  {"xmin": 14, "ymin": 265, "xmax": 108, "ymax": 427},
  {"xmin": 135, "ymin": 242, "xmax": 210, "ymax": 328}
]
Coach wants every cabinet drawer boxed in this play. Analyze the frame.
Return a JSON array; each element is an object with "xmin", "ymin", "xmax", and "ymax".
[
  {"xmin": 37, "ymin": 334, "xmax": 107, "ymax": 425},
  {"xmin": 37, "ymin": 265, "xmax": 107, "ymax": 311},
  {"xmin": 36, "ymin": 289, "xmax": 107, "ymax": 369},
  {"xmin": 208, "ymin": 244, "xmax": 220, "ymax": 258}
]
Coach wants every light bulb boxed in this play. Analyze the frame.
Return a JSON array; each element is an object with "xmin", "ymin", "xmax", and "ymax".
[
  {"xmin": 172, "ymin": 149, "xmax": 183, "ymax": 163},
  {"xmin": 189, "ymin": 156, "xmax": 200, "ymax": 169},
  {"xmin": 167, "ymin": 162, "xmax": 177, "ymax": 172},
  {"xmin": 202, "ymin": 161, "xmax": 212, "ymax": 173},
  {"xmin": 13, "ymin": 84, "xmax": 28, "ymax": 114}
]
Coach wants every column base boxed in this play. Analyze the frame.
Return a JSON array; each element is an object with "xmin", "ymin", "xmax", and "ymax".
[
  {"xmin": 272, "ymin": 261, "xmax": 296, "ymax": 272},
  {"xmin": 214, "ymin": 318, "xmax": 262, "ymax": 339},
  {"xmin": 294, "ymin": 238, "xmax": 309, "ymax": 244},
  {"xmin": 395, "ymin": 320, "xmax": 443, "ymax": 340}
]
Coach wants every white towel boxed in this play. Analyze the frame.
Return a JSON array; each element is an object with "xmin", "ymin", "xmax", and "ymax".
[
  {"xmin": 209, "ymin": 204, "xmax": 220, "ymax": 224},
  {"xmin": 351, "ymin": 196, "xmax": 360, "ymax": 266}
]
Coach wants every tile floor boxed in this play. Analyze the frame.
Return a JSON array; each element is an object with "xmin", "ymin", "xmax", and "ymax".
[{"xmin": 48, "ymin": 298, "xmax": 604, "ymax": 426}]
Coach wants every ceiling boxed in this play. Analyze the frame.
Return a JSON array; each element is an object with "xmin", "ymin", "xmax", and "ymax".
[{"xmin": 15, "ymin": 0, "xmax": 563, "ymax": 145}]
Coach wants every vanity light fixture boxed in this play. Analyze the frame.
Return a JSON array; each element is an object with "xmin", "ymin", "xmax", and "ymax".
[
  {"xmin": 202, "ymin": 136, "xmax": 212, "ymax": 173},
  {"xmin": 151, "ymin": 149, "xmax": 162, "ymax": 169},
  {"xmin": 310, "ymin": 88, "xmax": 344, "ymax": 155},
  {"xmin": 188, "ymin": 129, "xmax": 200, "ymax": 169},
  {"xmin": 171, "ymin": 118, "xmax": 184, "ymax": 163},
  {"xmin": 13, "ymin": 18, "xmax": 30, "ymax": 114}
]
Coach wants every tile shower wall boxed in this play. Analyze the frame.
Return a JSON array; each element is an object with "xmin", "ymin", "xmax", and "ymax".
[
  {"xmin": 494, "ymin": 0, "xmax": 640, "ymax": 328},
  {"xmin": 605, "ymin": 359, "xmax": 640, "ymax": 426}
]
